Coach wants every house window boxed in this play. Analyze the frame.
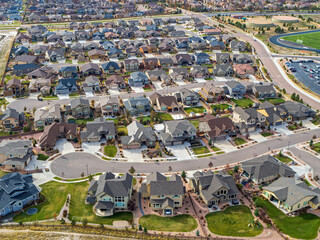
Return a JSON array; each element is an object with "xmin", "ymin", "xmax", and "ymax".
[
  {"xmin": 173, "ymin": 195, "xmax": 179, "ymax": 198},
  {"xmin": 174, "ymin": 201, "xmax": 180, "ymax": 205}
]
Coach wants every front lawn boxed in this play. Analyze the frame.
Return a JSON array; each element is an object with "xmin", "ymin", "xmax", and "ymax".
[
  {"xmin": 311, "ymin": 142, "xmax": 320, "ymax": 153},
  {"xmin": 192, "ymin": 146, "xmax": 210, "ymax": 155},
  {"xmin": 234, "ymin": 137, "xmax": 247, "ymax": 146},
  {"xmin": 275, "ymin": 155, "xmax": 293, "ymax": 164},
  {"xmin": 139, "ymin": 214, "xmax": 197, "ymax": 232},
  {"xmin": 184, "ymin": 106, "xmax": 206, "ymax": 114},
  {"xmin": 206, "ymin": 205, "xmax": 263, "ymax": 237},
  {"xmin": 254, "ymin": 197, "xmax": 320, "ymax": 239},
  {"xmin": 232, "ymin": 98, "xmax": 254, "ymax": 108},
  {"xmin": 104, "ymin": 145, "xmax": 117, "ymax": 158},
  {"xmin": 37, "ymin": 153, "xmax": 49, "ymax": 161},
  {"xmin": 14, "ymin": 181, "xmax": 133, "ymax": 225},
  {"xmin": 260, "ymin": 132, "xmax": 273, "ymax": 137}
]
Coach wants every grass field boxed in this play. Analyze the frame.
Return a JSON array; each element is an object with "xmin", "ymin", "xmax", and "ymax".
[
  {"xmin": 281, "ymin": 31, "xmax": 320, "ymax": 49},
  {"xmin": 232, "ymin": 98, "xmax": 254, "ymax": 108},
  {"xmin": 206, "ymin": 205, "xmax": 263, "ymax": 237},
  {"xmin": 139, "ymin": 214, "xmax": 197, "ymax": 232},
  {"xmin": 254, "ymin": 197, "xmax": 320, "ymax": 239},
  {"xmin": 14, "ymin": 181, "xmax": 133, "ymax": 225},
  {"xmin": 104, "ymin": 145, "xmax": 117, "ymax": 158}
]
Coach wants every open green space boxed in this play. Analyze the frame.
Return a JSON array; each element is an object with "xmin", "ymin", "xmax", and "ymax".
[
  {"xmin": 254, "ymin": 197, "xmax": 320, "ymax": 239},
  {"xmin": 261, "ymin": 98, "xmax": 285, "ymax": 105},
  {"xmin": 311, "ymin": 142, "xmax": 320, "ymax": 153},
  {"xmin": 234, "ymin": 138, "xmax": 247, "ymax": 145},
  {"xmin": 104, "ymin": 145, "xmax": 117, "ymax": 158},
  {"xmin": 192, "ymin": 146, "xmax": 210, "ymax": 155},
  {"xmin": 206, "ymin": 205, "xmax": 263, "ymax": 237},
  {"xmin": 232, "ymin": 98, "xmax": 254, "ymax": 108},
  {"xmin": 281, "ymin": 31, "xmax": 320, "ymax": 49},
  {"xmin": 14, "ymin": 181, "xmax": 133, "ymax": 225},
  {"xmin": 184, "ymin": 106, "xmax": 206, "ymax": 114},
  {"xmin": 139, "ymin": 214, "xmax": 197, "ymax": 232}
]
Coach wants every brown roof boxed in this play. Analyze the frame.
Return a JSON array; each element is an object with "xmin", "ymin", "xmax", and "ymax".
[
  {"xmin": 39, "ymin": 122, "xmax": 77, "ymax": 149},
  {"xmin": 233, "ymin": 64, "xmax": 254, "ymax": 75},
  {"xmin": 105, "ymin": 75, "xmax": 125, "ymax": 86},
  {"xmin": 202, "ymin": 115, "xmax": 235, "ymax": 138}
]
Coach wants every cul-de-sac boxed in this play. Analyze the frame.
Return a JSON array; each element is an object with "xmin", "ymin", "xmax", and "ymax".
[{"xmin": 1, "ymin": 0, "xmax": 320, "ymax": 239}]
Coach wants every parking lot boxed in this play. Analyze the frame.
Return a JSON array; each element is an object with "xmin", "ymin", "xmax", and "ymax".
[{"xmin": 288, "ymin": 60, "xmax": 320, "ymax": 95}]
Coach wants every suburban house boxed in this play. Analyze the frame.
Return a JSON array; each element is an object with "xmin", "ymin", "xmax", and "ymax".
[
  {"xmin": 212, "ymin": 64, "xmax": 234, "ymax": 77},
  {"xmin": 98, "ymin": 97, "xmax": 120, "ymax": 116},
  {"xmin": 101, "ymin": 61, "xmax": 121, "ymax": 74},
  {"xmin": 0, "ymin": 173, "xmax": 41, "ymax": 217},
  {"xmin": 159, "ymin": 120, "xmax": 197, "ymax": 146},
  {"xmin": 86, "ymin": 172, "xmax": 133, "ymax": 217},
  {"xmin": 194, "ymin": 52, "xmax": 211, "ymax": 65},
  {"xmin": 199, "ymin": 114, "xmax": 236, "ymax": 142},
  {"xmin": 233, "ymin": 64, "xmax": 255, "ymax": 78},
  {"xmin": 172, "ymin": 54, "xmax": 193, "ymax": 66},
  {"xmin": 0, "ymin": 108, "xmax": 25, "ymax": 130},
  {"xmin": 190, "ymin": 171, "xmax": 239, "ymax": 206},
  {"xmin": 59, "ymin": 66, "xmax": 78, "ymax": 78},
  {"xmin": 55, "ymin": 78, "xmax": 78, "ymax": 95},
  {"xmin": 174, "ymin": 88, "xmax": 199, "ymax": 106},
  {"xmin": 252, "ymin": 84, "xmax": 277, "ymax": 99},
  {"xmin": 81, "ymin": 117, "xmax": 116, "ymax": 142},
  {"xmin": 142, "ymin": 58, "xmax": 159, "ymax": 70},
  {"xmin": 123, "ymin": 97, "xmax": 151, "ymax": 116},
  {"xmin": 190, "ymin": 66, "xmax": 210, "ymax": 78},
  {"xmin": 121, "ymin": 121, "xmax": 156, "ymax": 149},
  {"xmin": 13, "ymin": 63, "xmax": 40, "ymax": 76},
  {"xmin": 230, "ymin": 40, "xmax": 246, "ymax": 52},
  {"xmin": 124, "ymin": 59, "xmax": 139, "ymax": 71},
  {"xmin": 263, "ymin": 177, "xmax": 320, "ymax": 213},
  {"xmin": 0, "ymin": 140, "xmax": 33, "ymax": 170},
  {"xmin": 83, "ymin": 76, "xmax": 100, "ymax": 92},
  {"xmin": 199, "ymin": 84, "xmax": 225, "ymax": 103},
  {"xmin": 233, "ymin": 54, "xmax": 252, "ymax": 64},
  {"xmin": 34, "ymin": 104, "xmax": 61, "ymax": 128},
  {"xmin": 214, "ymin": 53, "xmax": 230, "ymax": 64},
  {"xmin": 68, "ymin": 98, "xmax": 92, "ymax": 118},
  {"xmin": 128, "ymin": 72, "xmax": 149, "ymax": 87},
  {"xmin": 140, "ymin": 172, "xmax": 185, "ymax": 215},
  {"xmin": 146, "ymin": 70, "xmax": 171, "ymax": 84},
  {"xmin": 276, "ymin": 101, "xmax": 316, "ymax": 121},
  {"xmin": 149, "ymin": 92, "xmax": 180, "ymax": 113},
  {"xmin": 224, "ymin": 81, "xmax": 246, "ymax": 99},
  {"xmin": 39, "ymin": 122, "xmax": 77, "ymax": 151},
  {"xmin": 241, "ymin": 155, "xmax": 295, "ymax": 184},
  {"xmin": 80, "ymin": 63, "xmax": 101, "ymax": 76},
  {"xmin": 105, "ymin": 75, "xmax": 126, "ymax": 90},
  {"xmin": 232, "ymin": 107, "xmax": 266, "ymax": 133},
  {"xmin": 169, "ymin": 68, "xmax": 189, "ymax": 81},
  {"xmin": 45, "ymin": 48, "xmax": 65, "ymax": 62},
  {"xmin": 3, "ymin": 79, "xmax": 22, "ymax": 96}
]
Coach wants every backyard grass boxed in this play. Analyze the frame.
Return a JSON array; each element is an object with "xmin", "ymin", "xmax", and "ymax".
[
  {"xmin": 232, "ymin": 98, "xmax": 254, "ymax": 108},
  {"xmin": 37, "ymin": 153, "xmax": 49, "ymax": 161},
  {"xmin": 275, "ymin": 155, "xmax": 293, "ymax": 164},
  {"xmin": 190, "ymin": 120, "xmax": 199, "ymax": 130},
  {"xmin": 104, "ymin": 145, "xmax": 117, "ymax": 158},
  {"xmin": 206, "ymin": 205, "xmax": 263, "ymax": 237},
  {"xmin": 192, "ymin": 146, "xmax": 210, "ymax": 155},
  {"xmin": 254, "ymin": 197, "xmax": 320, "ymax": 239},
  {"xmin": 117, "ymin": 126, "xmax": 128, "ymax": 136},
  {"xmin": 311, "ymin": 142, "xmax": 320, "ymax": 153},
  {"xmin": 0, "ymin": 170, "xmax": 8, "ymax": 178},
  {"xmin": 156, "ymin": 112, "xmax": 173, "ymax": 121},
  {"xmin": 234, "ymin": 138, "xmax": 247, "ymax": 146},
  {"xmin": 75, "ymin": 118, "xmax": 94, "ymax": 125},
  {"xmin": 260, "ymin": 132, "xmax": 273, "ymax": 137},
  {"xmin": 281, "ymin": 31, "xmax": 320, "ymax": 49},
  {"xmin": 139, "ymin": 214, "xmax": 197, "ymax": 232},
  {"xmin": 261, "ymin": 98, "xmax": 285, "ymax": 105},
  {"xmin": 184, "ymin": 106, "xmax": 206, "ymax": 114},
  {"xmin": 211, "ymin": 104, "xmax": 231, "ymax": 112},
  {"xmin": 14, "ymin": 181, "xmax": 133, "ymax": 225}
]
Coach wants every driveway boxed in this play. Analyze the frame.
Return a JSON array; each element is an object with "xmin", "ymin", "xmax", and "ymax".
[
  {"xmin": 131, "ymin": 87, "xmax": 145, "ymax": 93},
  {"xmin": 123, "ymin": 146, "xmax": 147, "ymax": 162},
  {"xmin": 152, "ymin": 81, "xmax": 163, "ymax": 90},
  {"xmin": 271, "ymin": 123, "xmax": 292, "ymax": 136},
  {"xmin": 194, "ymin": 78, "xmax": 206, "ymax": 83},
  {"xmin": 85, "ymin": 91, "xmax": 94, "ymax": 97},
  {"xmin": 82, "ymin": 141, "xmax": 104, "ymax": 154},
  {"xmin": 214, "ymin": 139, "xmax": 237, "ymax": 153},
  {"xmin": 54, "ymin": 139, "xmax": 75, "ymax": 154},
  {"xmin": 57, "ymin": 94, "xmax": 70, "ymax": 100},
  {"xmin": 249, "ymin": 130, "xmax": 266, "ymax": 143},
  {"xmin": 166, "ymin": 143, "xmax": 192, "ymax": 160}
]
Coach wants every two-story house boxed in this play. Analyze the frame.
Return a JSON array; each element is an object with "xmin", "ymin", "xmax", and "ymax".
[
  {"xmin": 68, "ymin": 98, "xmax": 92, "ymax": 118},
  {"xmin": 174, "ymin": 88, "xmax": 199, "ymax": 106}
]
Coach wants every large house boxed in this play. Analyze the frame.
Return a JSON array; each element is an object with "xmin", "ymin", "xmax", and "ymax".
[
  {"xmin": 68, "ymin": 98, "xmax": 92, "ymax": 118},
  {"xmin": 0, "ymin": 108, "xmax": 25, "ymax": 130},
  {"xmin": 149, "ymin": 93, "xmax": 180, "ymax": 113},
  {"xmin": 123, "ymin": 97, "xmax": 151, "ymax": 116},
  {"xmin": 81, "ymin": 117, "xmax": 116, "ymax": 142},
  {"xmin": 121, "ymin": 121, "xmax": 156, "ymax": 149},
  {"xmin": 141, "ymin": 172, "xmax": 185, "ymax": 215},
  {"xmin": 241, "ymin": 155, "xmax": 295, "ymax": 184},
  {"xmin": 86, "ymin": 172, "xmax": 133, "ymax": 217},
  {"xmin": 0, "ymin": 140, "xmax": 33, "ymax": 170},
  {"xmin": 190, "ymin": 171, "xmax": 239, "ymax": 207},
  {"xmin": 174, "ymin": 88, "xmax": 199, "ymax": 106},
  {"xmin": 232, "ymin": 107, "xmax": 266, "ymax": 133},
  {"xmin": 0, "ymin": 173, "xmax": 41, "ymax": 217},
  {"xmin": 199, "ymin": 84, "xmax": 225, "ymax": 103},
  {"xmin": 34, "ymin": 104, "xmax": 61, "ymax": 128},
  {"xmin": 159, "ymin": 120, "xmax": 197, "ymax": 146},
  {"xmin": 263, "ymin": 177, "xmax": 320, "ymax": 213}
]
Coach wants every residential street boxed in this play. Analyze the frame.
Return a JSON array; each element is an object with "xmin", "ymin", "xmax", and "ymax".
[{"xmin": 51, "ymin": 128, "xmax": 320, "ymax": 178}]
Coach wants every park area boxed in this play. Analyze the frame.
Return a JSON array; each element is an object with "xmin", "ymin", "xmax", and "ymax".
[
  {"xmin": 281, "ymin": 31, "xmax": 320, "ymax": 49},
  {"xmin": 205, "ymin": 205, "xmax": 263, "ymax": 237}
]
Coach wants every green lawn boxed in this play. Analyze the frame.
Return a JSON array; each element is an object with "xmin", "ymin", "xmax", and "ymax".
[
  {"xmin": 206, "ymin": 205, "xmax": 263, "ymax": 237},
  {"xmin": 157, "ymin": 112, "xmax": 173, "ymax": 121},
  {"xmin": 14, "ymin": 181, "xmax": 133, "ymax": 225},
  {"xmin": 211, "ymin": 104, "xmax": 231, "ymax": 112},
  {"xmin": 234, "ymin": 138, "xmax": 247, "ymax": 146},
  {"xmin": 211, "ymin": 146, "xmax": 221, "ymax": 152},
  {"xmin": 139, "ymin": 214, "xmax": 197, "ymax": 232},
  {"xmin": 260, "ymin": 132, "xmax": 273, "ymax": 137},
  {"xmin": 190, "ymin": 120, "xmax": 199, "ymax": 130},
  {"xmin": 312, "ymin": 116, "xmax": 320, "ymax": 125},
  {"xmin": 275, "ymin": 155, "xmax": 293, "ymax": 164},
  {"xmin": 75, "ymin": 118, "xmax": 94, "ymax": 125},
  {"xmin": 232, "ymin": 98, "xmax": 254, "ymax": 108},
  {"xmin": 117, "ymin": 126, "xmax": 128, "ymax": 136},
  {"xmin": 192, "ymin": 146, "xmax": 210, "ymax": 155},
  {"xmin": 0, "ymin": 170, "xmax": 8, "ymax": 178},
  {"xmin": 311, "ymin": 142, "xmax": 320, "ymax": 153},
  {"xmin": 184, "ymin": 106, "xmax": 206, "ymax": 114},
  {"xmin": 254, "ymin": 197, "xmax": 320, "ymax": 239},
  {"xmin": 281, "ymin": 31, "xmax": 320, "ymax": 49},
  {"xmin": 261, "ymin": 98, "xmax": 285, "ymax": 105},
  {"xmin": 42, "ymin": 96, "xmax": 59, "ymax": 100},
  {"xmin": 104, "ymin": 145, "xmax": 117, "ymax": 158},
  {"xmin": 37, "ymin": 153, "xmax": 49, "ymax": 161}
]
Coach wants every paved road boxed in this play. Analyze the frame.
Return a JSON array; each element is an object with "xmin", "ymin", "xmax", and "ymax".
[
  {"xmin": 269, "ymin": 30, "xmax": 320, "ymax": 53},
  {"xmin": 51, "ymin": 128, "xmax": 320, "ymax": 178}
]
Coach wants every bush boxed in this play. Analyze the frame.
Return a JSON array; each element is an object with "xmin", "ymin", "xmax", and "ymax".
[{"xmin": 82, "ymin": 218, "xmax": 88, "ymax": 227}]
